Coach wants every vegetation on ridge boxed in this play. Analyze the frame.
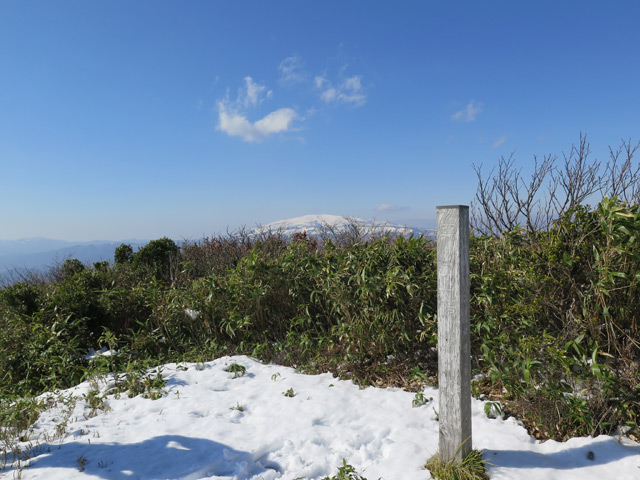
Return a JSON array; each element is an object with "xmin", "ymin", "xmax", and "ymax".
[{"xmin": 1, "ymin": 136, "xmax": 639, "ymax": 463}]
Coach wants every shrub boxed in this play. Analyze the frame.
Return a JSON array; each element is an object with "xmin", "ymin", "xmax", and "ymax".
[
  {"xmin": 133, "ymin": 237, "xmax": 179, "ymax": 282},
  {"xmin": 179, "ymin": 228, "xmax": 287, "ymax": 282},
  {"xmin": 114, "ymin": 243, "xmax": 134, "ymax": 265},
  {"xmin": 0, "ymin": 282, "xmax": 42, "ymax": 316},
  {"xmin": 0, "ymin": 309, "xmax": 87, "ymax": 396},
  {"xmin": 469, "ymin": 198, "xmax": 640, "ymax": 439},
  {"xmin": 60, "ymin": 258, "xmax": 86, "ymax": 279}
]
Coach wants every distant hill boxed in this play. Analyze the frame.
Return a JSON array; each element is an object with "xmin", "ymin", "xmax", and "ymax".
[
  {"xmin": 0, "ymin": 238, "xmax": 80, "ymax": 257},
  {"xmin": 0, "ymin": 239, "xmax": 147, "ymax": 280},
  {"xmin": 254, "ymin": 214, "xmax": 434, "ymax": 238}
]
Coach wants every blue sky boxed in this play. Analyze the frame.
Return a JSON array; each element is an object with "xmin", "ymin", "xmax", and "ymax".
[{"xmin": 1, "ymin": 1, "xmax": 639, "ymax": 241}]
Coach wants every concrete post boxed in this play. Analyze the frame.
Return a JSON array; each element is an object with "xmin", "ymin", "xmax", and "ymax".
[{"xmin": 436, "ymin": 205, "xmax": 472, "ymax": 462}]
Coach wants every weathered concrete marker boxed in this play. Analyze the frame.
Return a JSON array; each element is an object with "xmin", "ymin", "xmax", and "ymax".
[{"xmin": 436, "ymin": 205, "xmax": 472, "ymax": 462}]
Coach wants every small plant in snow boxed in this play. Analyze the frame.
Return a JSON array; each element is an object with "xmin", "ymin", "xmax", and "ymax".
[
  {"xmin": 321, "ymin": 459, "xmax": 378, "ymax": 479},
  {"xmin": 226, "ymin": 363, "xmax": 247, "ymax": 378},
  {"xmin": 412, "ymin": 392, "xmax": 432, "ymax": 408},
  {"xmin": 283, "ymin": 388, "xmax": 296, "ymax": 398},
  {"xmin": 484, "ymin": 401, "xmax": 502, "ymax": 419},
  {"xmin": 142, "ymin": 370, "xmax": 167, "ymax": 400},
  {"xmin": 113, "ymin": 367, "xmax": 167, "ymax": 400},
  {"xmin": 76, "ymin": 455, "xmax": 88, "ymax": 472},
  {"xmin": 84, "ymin": 388, "xmax": 109, "ymax": 418}
]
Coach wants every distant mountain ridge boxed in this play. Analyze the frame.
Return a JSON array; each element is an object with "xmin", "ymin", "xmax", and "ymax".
[
  {"xmin": 255, "ymin": 214, "xmax": 434, "ymax": 238},
  {"xmin": 0, "ymin": 238, "xmax": 147, "ymax": 279},
  {"xmin": 0, "ymin": 238, "xmax": 85, "ymax": 257},
  {"xmin": 0, "ymin": 215, "xmax": 431, "ymax": 280}
]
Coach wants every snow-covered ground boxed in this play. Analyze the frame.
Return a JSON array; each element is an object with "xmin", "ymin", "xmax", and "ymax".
[{"xmin": 2, "ymin": 356, "xmax": 638, "ymax": 479}]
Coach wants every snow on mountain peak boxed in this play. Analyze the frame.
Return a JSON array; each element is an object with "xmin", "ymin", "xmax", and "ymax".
[
  {"xmin": 258, "ymin": 214, "xmax": 358, "ymax": 233},
  {"xmin": 254, "ymin": 214, "xmax": 431, "ymax": 238}
]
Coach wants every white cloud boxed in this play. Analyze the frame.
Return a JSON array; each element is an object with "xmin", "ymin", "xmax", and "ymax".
[
  {"xmin": 254, "ymin": 108, "xmax": 298, "ymax": 136},
  {"xmin": 314, "ymin": 75, "xmax": 327, "ymax": 89},
  {"xmin": 217, "ymin": 102, "xmax": 298, "ymax": 143},
  {"xmin": 243, "ymin": 77, "xmax": 271, "ymax": 108},
  {"xmin": 492, "ymin": 135, "xmax": 508, "ymax": 148},
  {"xmin": 375, "ymin": 204, "xmax": 409, "ymax": 213},
  {"xmin": 279, "ymin": 55, "xmax": 306, "ymax": 83},
  {"xmin": 451, "ymin": 100, "xmax": 483, "ymax": 122},
  {"xmin": 216, "ymin": 75, "xmax": 299, "ymax": 142},
  {"xmin": 321, "ymin": 88, "xmax": 337, "ymax": 102},
  {"xmin": 316, "ymin": 73, "xmax": 366, "ymax": 106},
  {"xmin": 216, "ymin": 103, "xmax": 255, "ymax": 141},
  {"xmin": 343, "ymin": 76, "xmax": 361, "ymax": 91},
  {"xmin": 216, "ymin": 59, "xmax": 367, "ymax": 143},
  {"xmin": 336, "ymin": 76, "xmax": 366, "ymax": 105}
]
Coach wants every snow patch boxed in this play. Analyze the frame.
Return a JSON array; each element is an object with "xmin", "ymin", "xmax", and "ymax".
[{"xmin": 4, "ymin": 356, "xmax": 639, "ymax": 479}]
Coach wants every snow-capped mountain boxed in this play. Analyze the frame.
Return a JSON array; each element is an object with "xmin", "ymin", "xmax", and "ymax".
[{"xmin": 254, "ymin": 214, "xmax": 433, "ymax": 238}]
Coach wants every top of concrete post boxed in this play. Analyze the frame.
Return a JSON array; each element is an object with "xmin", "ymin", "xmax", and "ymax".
[{"xmin": 436, "ymin": 205, "xmax": 469, "ymax": 210}]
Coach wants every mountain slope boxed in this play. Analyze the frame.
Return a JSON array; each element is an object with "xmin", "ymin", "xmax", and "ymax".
[{"xmin": 255, "ymin": 214, "xmax": 433, "ymax": 238}]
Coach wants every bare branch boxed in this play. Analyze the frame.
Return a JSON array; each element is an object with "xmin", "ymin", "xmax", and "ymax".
[
  {"xmin": 551, "ymin": 133, "xmax": 602, "ymax": 216},
  {"xmin": 604, "ymin": 138, "xmax": 640, "ymax": 203},
  {"xmin": 470, "ymin": 134, "xmax": 638, "ymax": 236}
]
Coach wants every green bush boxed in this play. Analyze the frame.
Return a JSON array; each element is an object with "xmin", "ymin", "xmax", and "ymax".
[
  {"xmin": 0, "ymin": 309, "xmax": 86, "ymax": 396},
  {"xmin": 114, "ymin": 243, "xmax": 134, "ymax": 265},
  {"xmin": 0, "ymin": 281, "xmax": 43, "ymax": 316},
  {"xmin": 468, "ymin": 198, "xmax": 640, "ymax": 439},
  {"xmin": 133, "ymin": 237, "xmax": 178, "ymax": 282},
  {"xmin": 60, "ymin": 258, "xmax": 86, "ymax": 279}
]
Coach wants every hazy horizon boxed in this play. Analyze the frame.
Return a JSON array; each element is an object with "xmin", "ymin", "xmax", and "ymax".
[{"xmin": 0, "ymin": 214, "xmax": 437, "ymax": 243}]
